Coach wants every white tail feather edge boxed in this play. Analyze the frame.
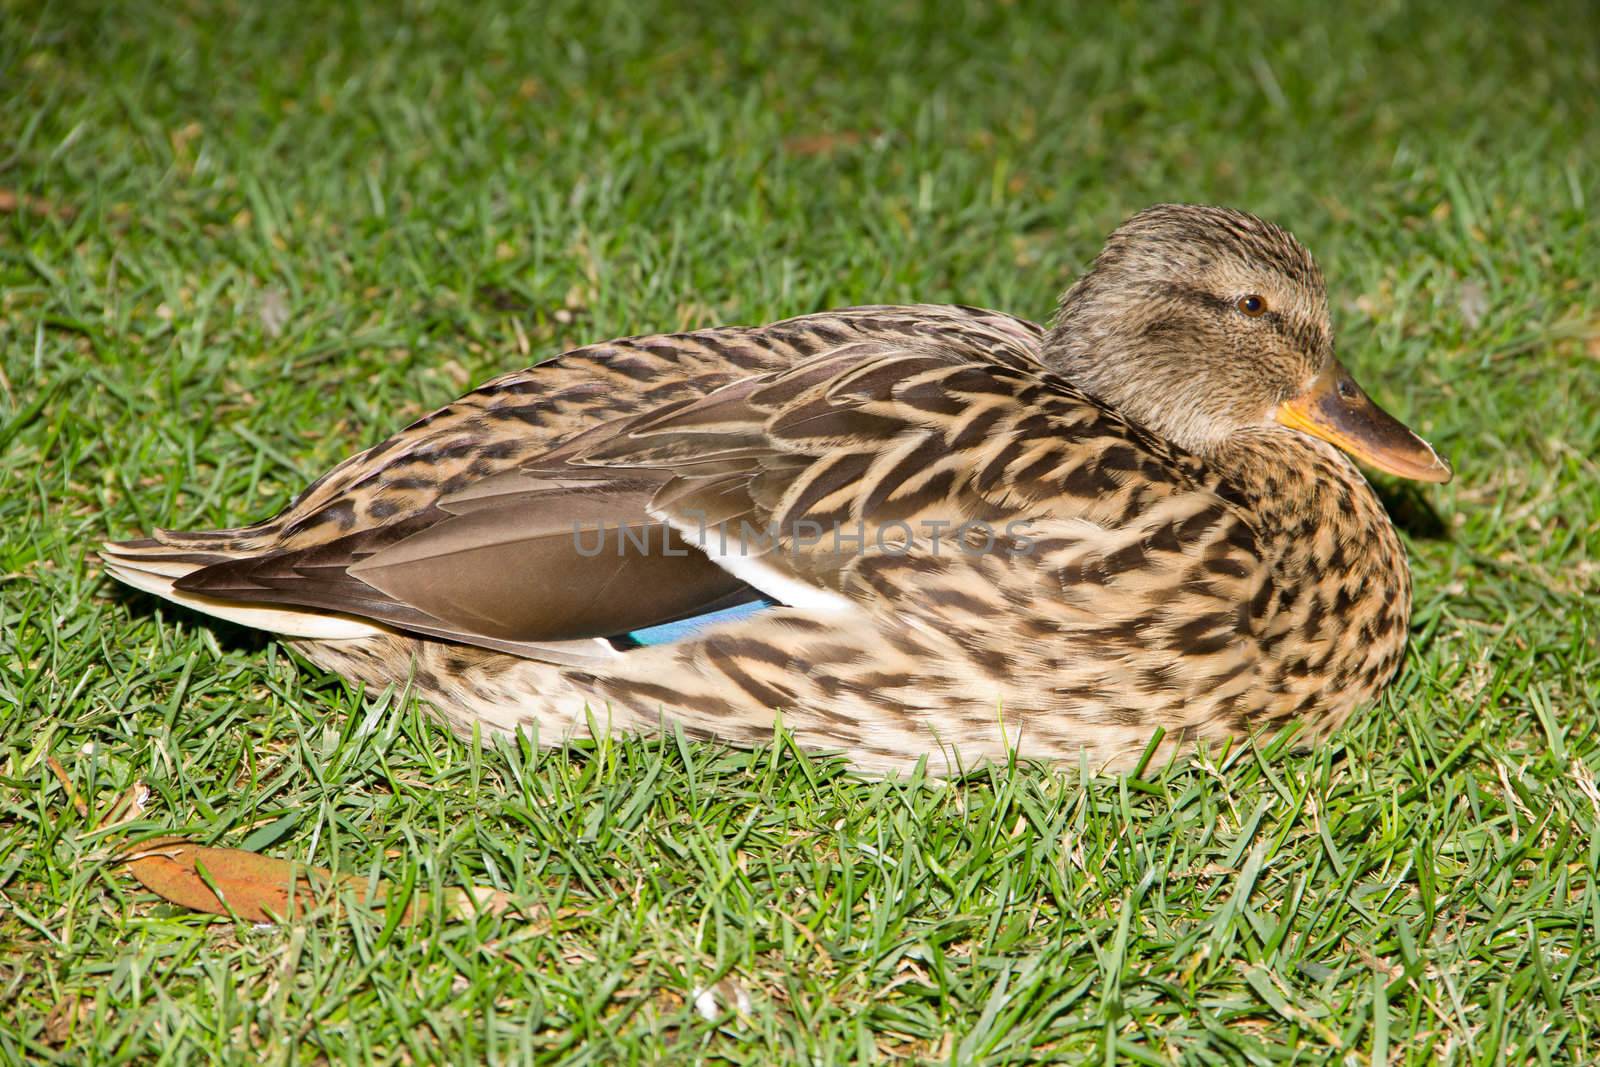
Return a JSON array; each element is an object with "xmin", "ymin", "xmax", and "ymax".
[{"xmin": 99, "ymin": 546, "xmax": 390, "ymax": 640}]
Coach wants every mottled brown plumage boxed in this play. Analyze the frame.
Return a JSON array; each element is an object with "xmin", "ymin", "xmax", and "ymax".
[{"xmin": 102, "ymin": 204, "xmax": 1451, "ymax": 774}]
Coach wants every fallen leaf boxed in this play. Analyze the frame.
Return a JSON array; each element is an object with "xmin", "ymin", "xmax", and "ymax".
[
  {"xmin": 102, "ymin": 780, "xmax": 150, "ymax": 829},
  {"xmin": 782, "ymin": 130, "xmax": 872, "ymax": 157},
  {"xmin": 122, "ymin": 837, "xmax": 515, "ymax": 924},
  {"xmin": 124, "ymin": 837, "xmax": 359, "ymax": 921},
  {"xmin": 43, "ymin": 992, "xmax": 92, "ymax": 1046},
  {"xmin": 0, "ymin": 188, "xmax": 76, "ymax": 219},
  {"xmin": 46, "ymin": 757, "xmax": 88, "ymax": 818}
]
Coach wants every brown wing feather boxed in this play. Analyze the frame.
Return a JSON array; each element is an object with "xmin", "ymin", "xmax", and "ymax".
[
  {"xmin": 172, "ymin": 468, "xmax": 757, "ymax": 648},
  {"xmin": 132, "ymin": 306, "xmax": 1050, "ymax": 656},
  {"xmin": 571, "ymin": 338, "xmax": 1260, "ymax": 619},
  {"xmin": 159, "ymin": 305, "xmax": 1044, "ymax": 558}
]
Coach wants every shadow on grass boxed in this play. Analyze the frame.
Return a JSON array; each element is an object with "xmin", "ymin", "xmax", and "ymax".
[{"xmin": 1374, "ymin": 480, "xmax": 1451, "ymax": 541}]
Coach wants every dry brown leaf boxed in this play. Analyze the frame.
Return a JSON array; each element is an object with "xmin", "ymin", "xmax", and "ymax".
[
  {"xmin": 123, "ymin": 836, "xmax": 363, "ymax": 921},
  {"xmin": 782, "ymin": 130, "xmax": 870, "ymax": 157},
  {"xmin": 0, "ymin": 188, "xmax": 76, "ymax": 219},
  {"xmin": 122, "ymin": 837, "xmax": 515, "ymax": 924},
  {"xmin": 46, "ymin": 757, "xmax": 88, "ymax": 818},
  {"xmin": 43, "ymin": 992, "xmax": 92, "ymax": 1046}
]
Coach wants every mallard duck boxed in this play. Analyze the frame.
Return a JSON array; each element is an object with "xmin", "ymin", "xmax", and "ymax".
[{"xmin": 102, "ymin": 204, "xmax": 1451, "ymax": 774}]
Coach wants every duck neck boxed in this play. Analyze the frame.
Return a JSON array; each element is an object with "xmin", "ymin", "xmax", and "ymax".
[
  {"xmin": 1206, "ymin": 426, "xmax": 1416, "ymax": 736},
  {"xmin": 1210, "ymin": 427, "xmax": 1407, "ymax": 583}
]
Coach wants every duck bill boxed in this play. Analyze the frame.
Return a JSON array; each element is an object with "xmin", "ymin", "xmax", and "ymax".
[{"xmin": 1273, "ymin": 362, "xmax": 1452, "ymax": 483}]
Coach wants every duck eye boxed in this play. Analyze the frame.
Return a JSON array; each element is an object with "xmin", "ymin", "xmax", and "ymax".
[{"xmin": 1236, "ymin": 294, "xmax": 1267, "ymax": 317}]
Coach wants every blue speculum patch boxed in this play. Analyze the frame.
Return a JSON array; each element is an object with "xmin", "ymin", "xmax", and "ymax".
[{"xmin": 619, "ymin": 599, "xmax": 773, "ymax": 647}]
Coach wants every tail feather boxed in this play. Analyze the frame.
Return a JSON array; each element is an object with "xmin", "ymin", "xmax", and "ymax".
[
  {"xmin": 99, "ymin": 537, "xmax": 625, "ymax": 665},
  {"xmin": 100, "ymin": 538, "xmax": 392, "ymax": 640}
]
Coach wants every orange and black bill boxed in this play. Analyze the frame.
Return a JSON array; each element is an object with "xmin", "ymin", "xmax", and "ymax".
[{"xmin": 1274, "ymin": 362, "xmax": 1452, "ymax": 483}]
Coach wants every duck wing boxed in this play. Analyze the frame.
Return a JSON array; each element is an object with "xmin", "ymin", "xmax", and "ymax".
[
  {"xmin": 164, "ymin": 331, "xmax": 1051, "ymax": 655},
  {"xmin": 107, "ymin": 306, "xmax": 1045, "ymax": 655},
  {"xmin": 165, "ymin": 463, "xmax": 758, "ymax": 655},
  {"xmin": 577, "ymin": 337, "xmax": 1245, "ymax": 602}
]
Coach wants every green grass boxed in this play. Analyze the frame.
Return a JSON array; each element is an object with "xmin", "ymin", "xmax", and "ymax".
[{"xmin": 3, "ymin": 0, "xmax": 1599, "ymax": 1061}]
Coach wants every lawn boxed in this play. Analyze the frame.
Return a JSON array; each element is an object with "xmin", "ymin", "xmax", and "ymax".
[{"xmin": 2, "ymin": 0, "xmax": 1598, "ymax": 1061}]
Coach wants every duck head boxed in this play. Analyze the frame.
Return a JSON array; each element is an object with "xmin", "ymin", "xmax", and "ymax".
[{"xmin": 1045, "ymin": 204, "xmax": 1451, "ymax": 483}]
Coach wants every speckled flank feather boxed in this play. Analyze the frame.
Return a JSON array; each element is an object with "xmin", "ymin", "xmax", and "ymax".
[{"xmin": 102, "ymin": 205, "xmax": 1434, "ymax": 775}]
